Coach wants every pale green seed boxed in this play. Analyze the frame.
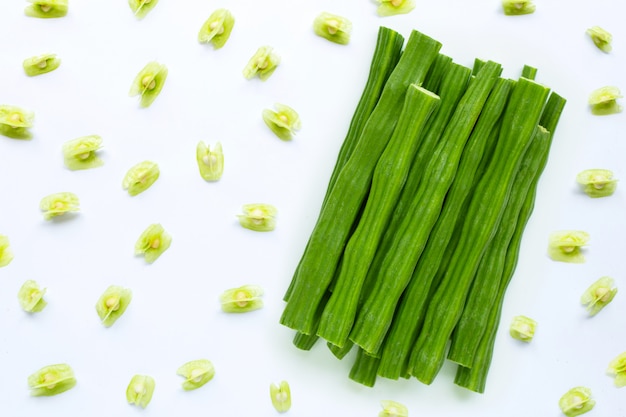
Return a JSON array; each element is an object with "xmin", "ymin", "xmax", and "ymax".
[
  {"xmin": 262, "ymin": 104, "xmax": 301, "ymax": 141},
  {"xmin": 24, "ymin": 0, "xmax": 68, "ymax": 19},
  {"xmin": 588, "ymin": 86, "xmax": 622, "ymax": 115},
  {"xmin": 376, "ymin": 0, "xmax": 416, "ymax": 17},
  {"xmin": 129, "ymin": 62, "xmax": 168, "ymax": 107},
  {"xmin": 220, "ymin": 285, "xmax": 264, "ymax": 313},
  {"xmin": 379, "ymin": 400, "xmax": 409, "ymax": 417},
  {"xmin": 509, "ymin": 315, "xmax": 537, "ymax": 342},
  {"xmin": 23, "ymin": 53, "xmax": 61, "ymax": 76},
  {"xmin": 313, "ymin": 12, "xmax": 352, "ymax": 45},
  {"xmin": 198, "ymin": 9, "xmax": 235, "ymax": 49},
  {"xmin": 576, "ymin": 168, "xmax": 617, "ymax": 198},
  {"xmin": 269, "ymin": 381, "xmax": 291, "ymax": 413},
  {"xmin": 39, "ymin": 192, "xmax": 80, "ymax": 220},
  {"xmin": 62, "ymin": 135, "xmax": 104, "ymax": 170},
  {"xmin": 196, "ymin": 141, "xmax": 224, "ymax": 181},
  {"xmin": 237, "ymin": 203, "xmax": 277, "ymax": 232},
  {"xmin": 0, "ymin": 104, "xmax": 35, "ymax": 139},
  {"xmin": 18, "ymin": 280, "xmax": 47, "ymax": 313},
  {"xmin": 0, "ymin": 234, "xmax": 13, "ymax": 267},
  {"xmin": 95, "ymin": 285, "xmax": 132, "ymax": 327},
  {"xmin": 134, "ymin": 223, "xmax": 171, "ymax": 263},
  {"xmin": 558, "ymin": 387, "xmax": 595, "ymax": 417},
  {"xmin": 128, "ymin": 0, "xmax": 158, "ymax": 19},
  {"xmin": 27, "ymin": 364, "xmax": 76, "ymax": 396},
  {"xmin": 586, "ymin": 26, "xmax": 612, "ymax": 53},
  {"xmin": 122, "ymin": 161, "xmax": 160, "ymax": 196},
  {"xmin": 502, "ymin": 0, "xmax": 536, "ymax": 15},
  {"xmin": 547, "ymin": 230, "xmax": 589, "ymax": 263},
  {"xmin": 242, "ymin": 46, "xmax": 280, "ymax": 81},
  {"xmin": 176, "ymin": 359, "xmax": 215, "ymax": 391},
  {"xmin": 581, "ymin": 276, "xmax": 617, "ymax": 316},
  {"xmin": 126, "ymin": 374, "xmax": 155, "ymax": 408},
  {"xmin": 607, "ymin": 351, "xmax": 626, "ymax": 387}
]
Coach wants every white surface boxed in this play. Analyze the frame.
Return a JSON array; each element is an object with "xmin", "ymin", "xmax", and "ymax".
[{"xmin": 1, "ymin": 1, "xmax": 625, "ymax": 416}]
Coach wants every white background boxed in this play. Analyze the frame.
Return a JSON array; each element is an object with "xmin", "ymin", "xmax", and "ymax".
[{"xmin": 0, "ymin": 1, "xmax": 625, "ymax": 416}]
